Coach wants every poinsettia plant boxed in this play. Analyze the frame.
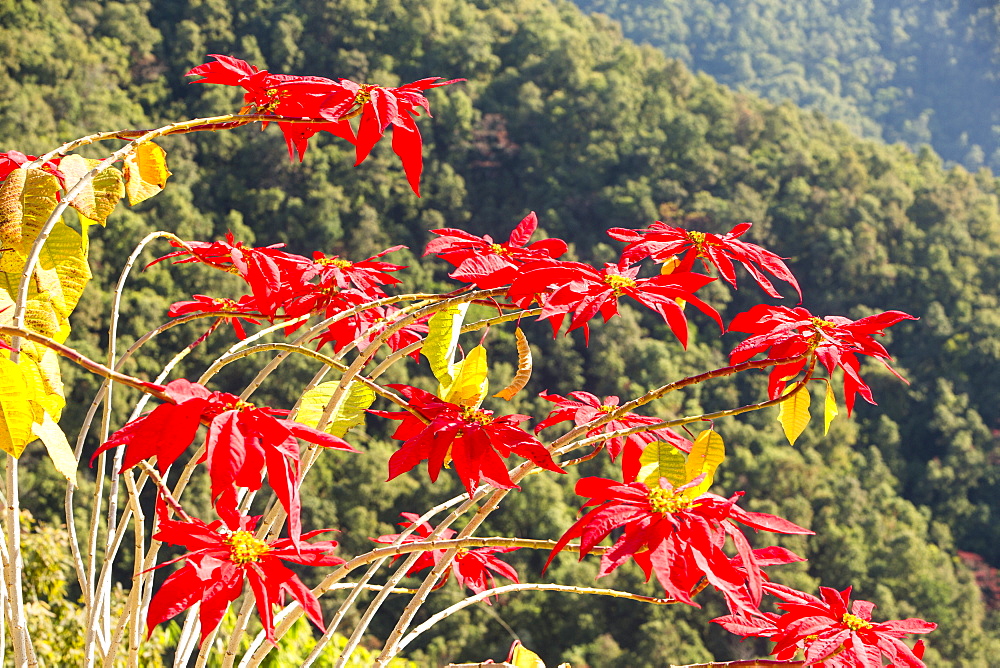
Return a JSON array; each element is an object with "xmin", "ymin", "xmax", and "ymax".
[{"xmin": 0, "ymin": 54, "xmax": 934, "ymax": 668}]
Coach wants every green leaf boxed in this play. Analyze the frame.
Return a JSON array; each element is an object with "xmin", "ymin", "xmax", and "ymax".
[
  {"xmin": 823, "ymin": 380, "xmax": 839, "ymax": 435},
  {"xmin": 777, "ymin": 384, "xmax": 811, "ymax": 445},
  {"xmin": 31, "ymin": 412, "xmax": 77, "ymax": 485},
  {"xmin": 422, "ymin": 302, "xmax": 469, "ymax": 388},
  {"xmin": 296, "ymin": 379, "xmax": 376, "ymax": 438},
  {"xmin": 124, "ymin": 142, "xmax": 171, "ymax": 205},
  {"xmin": 0, "ymin": 356, "xmax": 35, "ymax": 457},
  {"xmin": 441, "ymin": 344, "xmax": 489, "ymax": 408},
  {"xmin": 685, "ymin": 429, "xmax": 725, "ymax": 496},
  {"xmin": 637, "ymin": 441, "xmax": 687, "ymax": 489}
]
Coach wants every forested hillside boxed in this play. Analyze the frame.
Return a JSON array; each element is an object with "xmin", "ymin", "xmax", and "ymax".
[
  {"xmin": 3, "ymin": 0, "xmax": 1000, "ymax": 664},
  {"xmin": 573, "ymin": 0, "xmax": 1000, "ymax": 173}
]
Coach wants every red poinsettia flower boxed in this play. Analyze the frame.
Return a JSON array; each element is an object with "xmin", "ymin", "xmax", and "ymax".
[
  {"xmin": 728, "ymin": 305, "xmax": 916, "ymax": 414},
  {"xmin": 545, "ymin": 476, "xmax": 811, "ymax": 611},
  {"xmin": 318, "ymin": 77, "xmax": 463, "ymax": 195},
  {"xmin": 186, "ymin": 55, "xmax": 355, "ymax": 160},
  {"xmin": 0, "ymin": 150, "xmax": 62, "ymax": 183},
  {"xmin": 167, "ymin": 294, "xmax": 263, "ymax": 339},
  {"xmin": 301, "ymin": 245, "xmax": 405, "ymax": 298},
  {"xmin": 91, "ymin": 379, "xmax": 356, "ymax": 541},
  {"xmin": 311, "ymin": 304, "xmax": 428, "ymax": 360},
  {"xmin": 764, "ymin": 586, "xmax": 936, "ymax": 667},
  {"xmin": 371, "ymin": 385, "xmax": 564, "ymax": 496},
  {"xmin": 373, "ymin": 513, "xmax": 519, "ymax": 603},
  {"xmin": 608, "ymin": 222, "xmax": 802, "ymax": 301},
  {"xmin": 423, "ymin": 212, "xmax": 568, "ymax": 288},
  {"xmin": 147, "ymin": 513, "xmax": 343, "ymax": 645},
  {"xmin": 507, "ymin": 260, "xmax": 722, "ymax": 346},
  {"xmin": 535, "ymin": 391, "xmax": 692, "ymax": 481},
  {"xmin": 153, "ymin": 232, "xmax": 315, "ymax": 320}
]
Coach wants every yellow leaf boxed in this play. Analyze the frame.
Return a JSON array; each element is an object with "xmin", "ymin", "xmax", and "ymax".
[
  {"xmin": 442, "ymin": 344, "xmax": 489, "ymax": 408},
  {"xmin": 124, "ymin": 141, "xmax": 171, "ymax": 205},
  {"xmin": 31, "ymin": 412, "xmax": 77, "ymax": 485},
  {"xmin": 296, "ymin": 379, "xmax": 376, "ymax": 438},
  {"xmin": 0, "ymin": 167, "xmax": 26, "ymax": 247},
  {"xmin": 777, "ymin": 384, "xmax": 811, "ymax": 445},
  {"xmin": 0, "ymin": 356, "xmax": 35, "ymax": 457},
  {"xmin": 510, "ymin": 643, "xmax": 547, "ymax": 668},
  {"xmin": 87, "ymin": 163, "xmax": 124, "ymax": 225},
  {"xmin": 823, "ymin": 380, "xmax": 839, "ymax": 435},
  {"xmin": 0, "ymin": 168, "xmax": 59, "ymax": 274},
  {"xmin": 659, "ymin": 255, "xmax": 681, "ymax": 275},
  {"xmin": 60, "ymin": 155, "xmax": 98, "ymax": 219},
  {"xmin": 685, "ymin": 429, "xmax": 725, "ymax": 496},
  {"xmin": 423, "ymin": 303, "xmax": 469, "ymax": 388},
  {"xmin": 494, "ymin": 327, "xmax": 532, "ymax": 400},
  {"xmin": 637, "ymin": 441, "xmax": 687, "ymax": 489}
]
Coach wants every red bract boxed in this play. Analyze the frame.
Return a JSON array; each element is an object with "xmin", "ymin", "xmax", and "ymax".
[
  {"xmin": 424, "ymin": 212, "xmax": 568, "ymax": 288},
  {"xmin": 147, "ymin": 513, "xmax": 343, "ymax": 645},
  {"xmin": 373, "ymin": 513, "xmax": 519, "ymax": 603},
  {"xmin": 508, "ymin": 260, "xmax": 721, "ymax": 346},
  {"xmin": 92, "ymin": 379, "xmax": 356, "ymax": 542},
  {"xmin": 0, "ymin": 150, "xmax": 64, "ymax": 183},
  {"xmin": 186, "ymin": 55, "xmax": 355, "ymax": 160},
  {"xmin": 372, "ymin": 385, "xmax": 564, "ymax": 496},
  {"xmin": 535, "ymin": 391, "xmax": 692, "ymax": 481},
  {"xmin": 764, "ymin": 586, "xmax": 936, "ymax": 667},
  {"xmin": 167, "ymin": 294, "xmax": 263, "ymax": 340},
  {"xmin": 728, "ymin": 305, "xmax": 916, "ymax": 414},
  {"xmin": 319, "ymin": 77, "xmax": 463, "ymax": 196},
  {"xmin": 608, "ymin": 222, "xmax": 802, "ymax": 301},
  {"xmin": 545, "ymin": 477, "xmax": 811, "ymax": 611}
]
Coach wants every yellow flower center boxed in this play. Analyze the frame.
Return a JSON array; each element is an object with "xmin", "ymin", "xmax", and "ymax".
[
  {"xmin": 603, "ymin": 274, "xmax": 637, "ymax": 296},
  {"xmin": 841, "ymin": 612, "xmax": 873, "ymax": 632},
  {"xmin": 490, "ymin": 243, "xmax": 511, "ymax": 257},
  {"xmin": 354, "ymin": 85, "xmax": 374, "ymax": 105},
  {"xmin": 686, "ymin": 230, "xmax": 708, "ymax": 252},
  {"xmin": 599, "ymin": 405, "xmax": 616, "ymax": 413},
  {"xmin": 318, "ymin": 257, "xmax": 353, "ymax": 269},
  {"xmin": 460, "ymin": 406, "xmax": 494, "ymax": 426},
  {"xmin": 647, "ymin": 487, "xmax": 693, "ymax": 514},
  {"xmin": 225, "ymin": 530, "xmax": 270, "ymax": 565}
]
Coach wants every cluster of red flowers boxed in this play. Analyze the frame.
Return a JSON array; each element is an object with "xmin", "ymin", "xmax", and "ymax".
[
  {"xmin": 82, "ymin": 54, "xmax": 933, "ymax": 664},
  {"xmin": 186, "ymin": 55, "xmax": 461, "ymax": 194}
]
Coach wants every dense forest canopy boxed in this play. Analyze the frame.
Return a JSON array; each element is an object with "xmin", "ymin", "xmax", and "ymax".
[
  {"xmin": 573, "ymin": 0, "xmax": 1000, "ymax": 173},
  {"xmin": 3, "ymin": 0, "xmax": 1000, "ymax": 664}
]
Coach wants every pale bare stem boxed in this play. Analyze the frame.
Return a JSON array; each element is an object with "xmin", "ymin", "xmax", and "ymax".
[
  {"xmin": 193, "ymin": 622, "xmax": 224, "ymax": 668},
  {"xmin": 373, "ymin": 455, "xmax": 548, "ymax": 666},
  {"xmin": 5, "ymin": 457, "xmax": 30, "ymax": 667},
  {"xmin": 172, "ymin": 605, "xmax": 202, "ymax": 668},
  {"xmin": 83, "ymin": 452, "xmax": 108, "ymax": 668},
  {"xmin": 554, "ymin": 373, "xmax": 815, "ymax": 458},
  {"xmin": 396, "ymin": 583, "xmax": 678, "ymax": 653},
  {"xmin": 218, "ymin": 595, "xmax": 256, "ymax": 668},
  {"xmin": 211, "ymin": 343, "xmax": 409, "ymax": 408},
  {"xmin": 346, "ymin": 491, "xmax": 500, "ymax": 668},
  {"xmin": 222, "ymin": 293, "xmax": 438, "ymax": 403},
  {"xmin": 127, "ymin": 471, "xmax": 146, "ymax": 666},
  {"xmin": 240, "ymin": 492, "xmax": 473, "ymax": 668}
]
